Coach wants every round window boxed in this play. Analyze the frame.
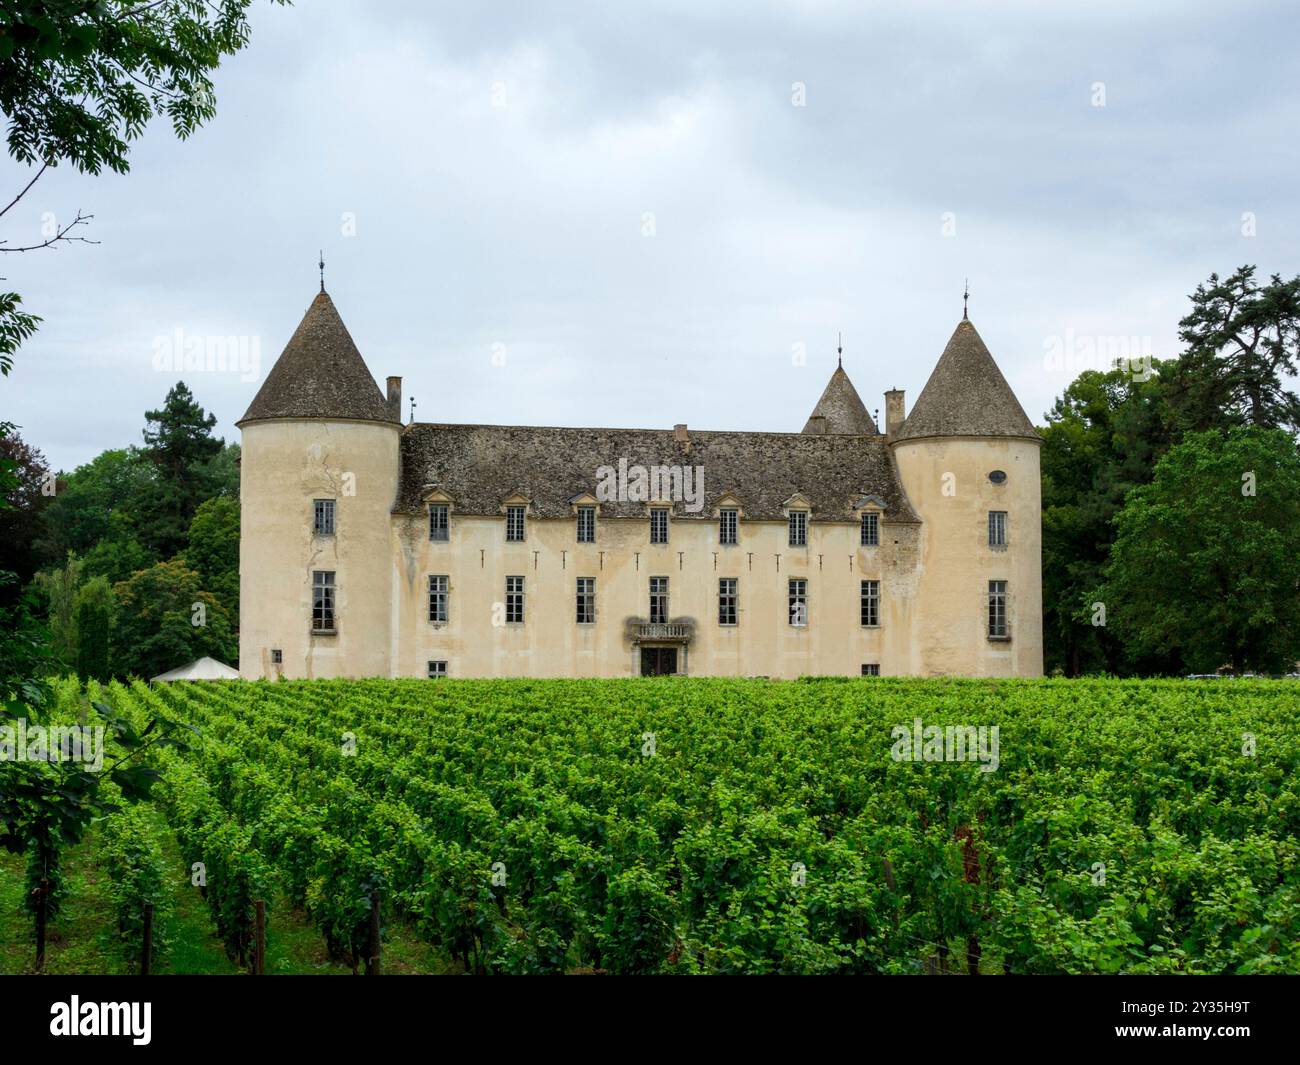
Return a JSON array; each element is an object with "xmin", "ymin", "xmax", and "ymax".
[{"xmin": 989, "ymin": 470, "xmax": 1007, "ymax": 484}]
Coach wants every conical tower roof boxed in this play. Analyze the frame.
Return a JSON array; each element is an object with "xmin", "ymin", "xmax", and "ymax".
[
  {"xmin": 802, "ymin": 365, "xmax": 878, "ymax": 435},
  {"xmin": 894, "ymin": 319, "xmax": 1038, "ymax": 442},
  {"xmin": 238, "ymin": 291, "xmax": 395, "ymax": 425}
]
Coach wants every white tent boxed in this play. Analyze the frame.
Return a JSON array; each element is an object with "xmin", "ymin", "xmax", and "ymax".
[{"xmin": 150, "ymin": 656, "xmax": 241, "ymax": 682}]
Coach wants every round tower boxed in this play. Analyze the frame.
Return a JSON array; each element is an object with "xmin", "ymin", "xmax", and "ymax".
[
  {"xmin": 237, "ymin": 289, "xmax": 401, "ymax": 679},
  {"xmin": 890, "ymin": 316, "xmax": 1043, "ymax": 677}
]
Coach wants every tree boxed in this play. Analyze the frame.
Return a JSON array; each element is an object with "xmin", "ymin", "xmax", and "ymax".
[
  {"xmin": 80, "ymin": 519, "xmax": 153, "ymax": 586},
  {"xmin": 137, "ymin": 381, "xmax": 224, "ymax": 556},
  {"xmin": 1039, "ymin": 361, "xmax": 1176, "ymax": 675},
  {"xmin": 112, "ymin": 559, "xmax": 235, "ymax": 677},
  {"xmin": 1165, "ymin": 266, "xmax": 1300, "ymax": 437},
  {"xmin": 1, "ymin": 1, "xmax": 285, "ymax": 387},
  {"xmin": 1100, "ymin": 427, "xmax": 1300, "ymax": 674},
  {"xmin": 73, "ymin": 575, "xmax": 113, "ymax": 682},
  {"xmin": 184, "ymin": 496, "xmax": 239, "ymax": 620},
  {"xmin": 199, "ymin": 441, "xmax": 241, "ymax": 499},
  {"xmin": 32, "ymin": 552, "xmax": 83, "ymax": 671},
  {"xmin": 33, "ymin": 447, "xmax": 153, "ymax": 570},
  {"xmin": 0, "ymin": 0, "xmax": 269, "ymax": 969},
  {"xmin": 0, "ymin": 431, "xmax": 52, "ymax": 598}
]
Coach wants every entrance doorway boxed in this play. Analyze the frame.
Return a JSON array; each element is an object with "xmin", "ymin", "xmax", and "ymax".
[{"xmin": 641, "ymin": 647, "xmax": 678, "ymax": 676}]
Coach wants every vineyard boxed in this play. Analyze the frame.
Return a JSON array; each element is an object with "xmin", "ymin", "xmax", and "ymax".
[{"xmin": 4, "ymin": 676, "xmax": 1299, "ymax": 974}]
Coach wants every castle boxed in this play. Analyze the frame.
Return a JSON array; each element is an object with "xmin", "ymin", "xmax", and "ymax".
[{"xmin": 237, "ymin": 290, "xmax": 1043, "ymax": 679}]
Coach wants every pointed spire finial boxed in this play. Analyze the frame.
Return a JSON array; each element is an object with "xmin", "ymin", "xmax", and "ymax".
[
  {"xmin": 963, "ymin": 278, "xmax": 969, "ymax": 320},
  {"xmin": 319, "ymin": 250, "xmax": 325, "ymax": 293},
  {"xmin": 409, "ymin": 395, "xmax": 417, "ymax": 425},
  {"xmin": 837, "ymin": 331, "xmax": 843, "ymax": 369}
]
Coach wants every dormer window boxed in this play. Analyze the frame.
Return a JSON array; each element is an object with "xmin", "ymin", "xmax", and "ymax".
[
  {"xmin": 429, "ymin": 503, "xmax": 449, "ymax": 542},
  {"xmin": 650, "ymin": 508, "xmax": 669, "ymax": 545},
  {"xmin": 506, "ymin": 505, "xmax": 526, "ymax": 542},
  {"xmin": 719, "ymin": 507, "xmax": 738, "ymax": 545},
  {"xmin": 577, "ymin": 505, "xmax": 596, "ymax": 543},
  {"xmin": 788, "ymin": 510, "xmax": 808, "ymax": 547},
  {"xmin": 861, "ymin": 511, "xmax": 879, "ymax": 547}
]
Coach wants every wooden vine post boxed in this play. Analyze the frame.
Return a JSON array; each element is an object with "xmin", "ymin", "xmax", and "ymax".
[
  {"xmin": 34, "ymin": 877, "xmax": 49, "ymax": 974},
  {"xmin": 954, "ymin": 823, "xmax": 982, "ymax": 976},
  {"xmin": 253, "ymin": 899, "xmax": 266, "ymax": 975},
  {"xmin": 365, "ymin": 890, "xmax": 381, "ymax": 976},
  {"xmin": 141, "ymin": 903, "xmax": 154, "ymax": 975}
]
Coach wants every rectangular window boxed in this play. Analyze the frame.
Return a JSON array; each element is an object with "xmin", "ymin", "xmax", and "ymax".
[
  {"xmin": 788, "ymin": 511, "xmax": 807, "ymax": 547},
  {"xmin": 989, "ymin": 511, "xmax": 1008, "ymax": 548},
  {"xmin": 576, "ymin": 506, "xmax": 596, "ymax": 544},
  {"xmin": 429, "ymin": 503, "xmax": 449, "ymax": 542},
  {"xmin": 649, "ymin": 576, "xmax": 669, "ymax": 624},
  {"xmin": 312, "ymin": 570, "xmax": 335, "ymax": 632},
  {"xmin": 506, "ymin": 505, "xmax": 526, "ymax": 542},
  {"xmin": 428, "ymin": 575, "xmax": 448, "ymax": 623},
  {"xmin": 313, "ymin": 499, "xmax": 336, "ymax": 536},
  {"xmin": 506, "ymin": 575, "xmax": 525, "ymax": 624},
  {"xmin": 860, "ymin": 579, "xmax": 880, "ymax": 627},
  {"xmin": 988, "ymin": 580, "xmax": 1008, "ymax": 638},
  {"xmin": 650, "ymin": 508, "xmax": 669, "ymax": 544},
  {"xmin": 718, "ymin": 577, "xmax": 738, "ymax": 625},
  {"xmin": 861, "ymin": 663, "xmax": 880, "ymax": 677},
  {"xmin": 271, "ymin": 648, "xmax": 283, "ymax": 665},
  {"xmin": 788, "ymin": 578, "xmax": 807, "ymax": 627},
  {"xmin": 427, "ymin": 660, "xmax": 447, "ymax": 678},
  {"xmin": 576, "ymin": 577, "xmax": 595, "ymax": 624},
  {"xmin": 719, "ymin": 508, "xmax": 738, "ymax": 545},
  {"xmin": 861, "ymin": 512, "xmax": 879, "ymax": 547}
]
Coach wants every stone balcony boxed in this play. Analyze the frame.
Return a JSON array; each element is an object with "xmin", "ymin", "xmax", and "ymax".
[{"xmin": 625, "ymin": 618, "xmax": 696, "ymax": 644}]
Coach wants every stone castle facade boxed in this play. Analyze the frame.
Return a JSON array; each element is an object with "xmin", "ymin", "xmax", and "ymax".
[{"xmin": 238, "ymin": 291, "xmax": 1043, "ymax": 679}]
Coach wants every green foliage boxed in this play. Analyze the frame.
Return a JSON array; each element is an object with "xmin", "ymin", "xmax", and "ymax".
[
  {"xmin": 0, "ymin": 432, "xmax": 52, "ymax": 595},
  {"xmin": 153, "ymin": 758, "xmax": 269, "ymax": 968},
  {"xmin": 0, "ymin": 0, "xmax": 281, "ymax": 176},
  {"xmin": 98, "ymin": 803, "xmax": 172, "ymax": 972},
  {"xmin": 1040, "ymin": 265, "xmax": 1300, "ymax": 676},
  {"xmin": 34, "ymin": 448, "xmax": 153, "ymax": 573},
  {"xmin": 1102, "ymin": 426, "xmax": 1300, "ymax": 673},
  {"xmin": 138, "ymin": 382, "xmax": 225, "ymax": 557},
  {"xmin": 183, "ymin": 496, "xmax": 239, "ymax": 620},
  {"xmin": 1166, "ymin": 265, "xmax": 1300, "ymax": 436},
  {"xmin": 1039, "ymin": 362, "xmax": 1177, "ymax": 675},
  {"xmin": 73, "ymin": 576, "xmax": 114, "ymax": 682},
  {"xmin": 112, "ymin": 559, "xmax": 236, "ymax": 677},
  {"xmin": 96, "ymin": 675, "xmax": 1300, "ymax": 975},
  {"xmin": 32, "ymin": 553, "xmax": 82, "ymax": 671},
  {"xmin": 0, "ymin": 573, "xmax": 51, "ymax": 708},
  {"xmin": 0, "ymin": 290, "xmax": 40, "ymax": 381}
]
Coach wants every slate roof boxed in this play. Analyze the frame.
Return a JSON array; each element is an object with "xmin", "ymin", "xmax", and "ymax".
[
  {"xmin": 238, "ymin": 291, "xmax": 396, "ymax": 425},
  {"xmin": 893, "ymin": 318, "xmax": 1040, "ymax": 442},
  {"xmin": 397, "ymin": 423, "xmax": 919, "ymax": 523},
  {"xmin": 802, "ymin": 365, "xmax": 879, "ymax": 435}
]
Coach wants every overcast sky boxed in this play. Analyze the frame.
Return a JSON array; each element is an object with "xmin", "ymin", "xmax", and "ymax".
[{"xmin": 5, "ymin": 0, "xmax": 1298, "ymax": 471}]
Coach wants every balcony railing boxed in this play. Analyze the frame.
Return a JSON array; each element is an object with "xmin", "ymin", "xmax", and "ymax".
[{"xmin": 626, "ymin": 618, "xmax": 695, "ymax": 643}]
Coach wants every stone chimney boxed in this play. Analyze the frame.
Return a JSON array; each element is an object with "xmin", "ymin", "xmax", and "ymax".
[
  {"xmin": 805, "ymin": 414, "xmax": 827, "ymax": 435},
  {"xmin": 387, "ymin": 376, "xmax": 402, "ymax": 422},
  {"xmin": 674, "ymin": 423, "xmax": 689, "ymax": 443},
  {"xmin": 884, "ymin": 389, "xmax": 905, "ymax": 437}
]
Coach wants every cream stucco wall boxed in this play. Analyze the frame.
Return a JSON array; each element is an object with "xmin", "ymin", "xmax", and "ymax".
[
  {"xmin": 892, "ymin": 435, "xmax": 1044, "ymax": 677},
  {"xmin": 238, "ymin": 419, "xmax": 400, "ymax": 680},
  {"xmin": 390, "ymin": 512, "xmax": 920, "ymax": 679},
  {"xmin": 239, "ymin": 420, "xmax": 1043, "ymax": 680}
]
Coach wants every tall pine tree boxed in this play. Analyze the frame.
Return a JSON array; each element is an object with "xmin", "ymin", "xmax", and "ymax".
[
  {"xmin": 1166, "ymin": 266, "xmax": 1300, "ymax": 436},
  {"xmin": 138, "ymin": 382, "xmax": 224, "ymax": 557}
]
